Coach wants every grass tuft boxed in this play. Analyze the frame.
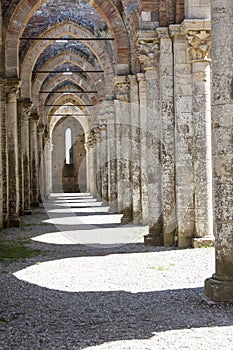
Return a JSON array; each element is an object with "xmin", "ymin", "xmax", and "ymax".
[{"xmin": 0, "ymin": 238, "xmax": 41, "ymax": 262}]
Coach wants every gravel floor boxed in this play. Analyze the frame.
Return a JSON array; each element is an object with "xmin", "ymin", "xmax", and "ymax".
[{"xmin": 0, "ymin": 194, "xmax": 232, "ymax": 350}]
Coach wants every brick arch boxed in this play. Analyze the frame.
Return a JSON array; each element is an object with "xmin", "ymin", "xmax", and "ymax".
[
  {"xmin": 20, "ymin": 22, "xmax": 114, "ymax": 98},
  {"xmin": 24, "ymin": 51, "xmax": 106, "ymax": 101},
  {"xmin": 35, "ymin": 74, "xmax": 98, "ymax": 117},
  {"xmin": 5, "ymin": 0, "xmax": 129, "ymax": 77}
]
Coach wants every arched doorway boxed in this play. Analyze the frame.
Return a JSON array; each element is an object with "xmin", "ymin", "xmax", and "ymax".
[{"xmin": 52, "ymin": 117, "xmax": 86, "ymax": 193}]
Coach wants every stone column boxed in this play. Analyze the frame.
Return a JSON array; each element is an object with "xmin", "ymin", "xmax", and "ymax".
[
  {"xmin": 100, "ymin": 122, "xmax": 108, "ymax": 203},
  {"xmin": 129, "ymin": 75, "xmax": 141, "ymax": 223},
  {"xmin": 37, "ymin": 122, "xmax": 45, "ymax": 203},
  {"xmin": 170, "ymin": 25, "xmax": 195, "ymax": 247},
  {"xmin": 107, "ymin": 103, "xmax": 118, "ymax": 212},
  {"xmin": 184, "ymin": 26, "xmax": 214, "ymax": 247},
  {"xmin": 17, "ymin": 103, "xmax": 23, "ymax": 215},
  {"xmin": 6, "ymin": 79, "xmax": 21, "ymax": 227},
  {"xmin": 30, "ymin": 112, "xmax": 40, "ymax": 207},
  {"xmin": 94, "ymin": 126, "xmax": 101, "ymax": 200},
  {"xmin": 138, "ymin": 31, "xmax": 163, "ymax": 245},
  {"xmin": 20, "ymin": 100, "xmax": 32, "ymax": 214},
  {"xmin": 0, "ymin": 77, "xmax": 7, "ymax": 227},
  {"xmin": 205, "ymin": 0, "xmax": 233, "ymax": 302},
  {"xmin": 92, "ymin": 129, "xmax": 98, "ymax": 197},
  {"xmin": 88, "ymin": 132, "xmax": 95, "ymax": 195},
  {"xmin": 114, "ymin": 76, "xmax": 133, "ymax": 222},
  {"xmin": 157, "ymin": 28, "xmax": 176, "ymax": 246},
  {"xmin": 137, "ymin": 73, "xmax": 148, "ymax": 225},
  {"xmin": 85, "ymin": 137, "xmax": 90, "ymax": 193},
  {"xmin": 44, "ymin": 138, "xmax": 53, "ymax": 198}
]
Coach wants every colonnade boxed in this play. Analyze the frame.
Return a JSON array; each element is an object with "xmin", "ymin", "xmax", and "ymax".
[
  {"xmin": 0, "ymin": 79, "xmax": 46, "ymax": 228},
  {"xmin": 85, "ymin": 21, "xmax": 215, "ymax": 249},
  {"xmin": 0, "ymin": 0, "xmax": 232, "ymax": 302}
]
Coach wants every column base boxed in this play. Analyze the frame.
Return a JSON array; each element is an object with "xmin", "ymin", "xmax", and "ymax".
[
  {"xmin": 205, "ymin": 275, "xmax": 233, "ymax": 302},
  {"xmin": 3, "ymin": 219, "xmax": 8, "ymax": 228},
  {"xmin": 121, "ymin": 216, "xmax": 133, "ymax": 225},
  {"xmin": 132, "ymin": 213, "xmax": 142, "ymax": 225},
  {"xmin": 24, "ymin": 209, "xmax": 32, "ymax": 215},
  {"xmin": 8, "ymin": 217, "xmax": 20, "ymax": 227},
  {"xmin": 31, "ymin": 201, "xmax": 40, "ymax": 208},
  {"xmin": 108, "ymin": 205, "xmax": 118, "ymax": 213},
  {"xmin": 192, "ymin": 236, "xmax": 215, "ymax": 248},
  {"xmin": 144, "ymin": 233, "xmax": 162, "ymax": 246}
]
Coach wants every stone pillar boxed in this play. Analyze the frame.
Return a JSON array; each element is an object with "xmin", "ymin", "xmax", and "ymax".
[
  {"xmin": 205, "ymin": 0, "xmax": 233, "ymax": 302},
  {"xmin": 100, "ymin": 122, "xmax": 108, "ymax": 203},
  {"xmin": 129, "ymin": 75, "xmax": 141, "ymax": 223},
  {"xmin": 20, "ymin": 100, "xmax": 32, "ymax": 214},
  {"xmin": 170, "ymin": 25, "xmax": 195, "ymax": 247},
  {"xmin": 114, "ymin": 76, "xmax": 133, "ymax": 222},
  {"xmin": 107, "ymin": 103, "xmax": 118, "ymax": 212},
  {"xmin": 87, "ymin": 132, "xmax": 95, "ymax": 195},
  {"xmin": 44, "ymin": 138, "xmax": 53, "ymax": 198},
  {"xmin": 17, "ymin": 103, "xmax": 23, "ymax": 216},
  {"xmin": 137, "ymin": 73, "xmax": 148, "ymax": 225},
  {"xmin": 30, "ymin": 112, "xmax": 40, "ymax": 207},
  {"xmin": 184, "ymin": 26, "xmax": 214, "ymax": 247},
  {"xmin": 85, "ymin": 138, "xmax": 90, "ymax": 193},
  {"xmin": 94, "ymin": 126, "xmax": 101, "ymax": 200},
  {"xmin": 37, "ymin": 122, "xmax": 45, "ymax": 203},
  {"xmin": 6, "ymin": 79, "xmax": 21, "ymax": 227},
  {"xmin": 157, "ymin": 28, "xmax": 176, "ymax": 246},
  {"xmin": 138, "ymin": 31, "xmax": 163, "ymax": 245},
  {"xmin": 0, "ymin": 77, "xmax": 6, "ymax": 227}
]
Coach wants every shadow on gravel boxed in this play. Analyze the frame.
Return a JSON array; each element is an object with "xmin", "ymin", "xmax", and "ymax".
[{"xmin": 0, "ymin": 275, "xmax": 232, "ymax": 349}]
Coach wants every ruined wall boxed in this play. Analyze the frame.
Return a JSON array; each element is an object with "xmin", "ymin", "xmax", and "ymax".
[{"xmin": 52, "ymin": 117, "xmax": 86, "ymax": 193}]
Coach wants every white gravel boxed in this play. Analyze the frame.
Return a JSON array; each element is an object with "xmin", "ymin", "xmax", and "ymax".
[{"xmin": 0, "ymin": 194, "xmax": 232, "ymax": 350}]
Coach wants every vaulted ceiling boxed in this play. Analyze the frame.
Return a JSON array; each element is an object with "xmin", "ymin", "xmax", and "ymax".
[{"xmin": 1, "ymin": 0, "xmax": 183, "ymax": 130}]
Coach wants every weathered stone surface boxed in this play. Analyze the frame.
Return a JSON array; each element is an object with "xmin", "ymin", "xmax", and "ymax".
[{"xmin": 205, "ymin": 0, "xmax": 233, "ymax": 302}]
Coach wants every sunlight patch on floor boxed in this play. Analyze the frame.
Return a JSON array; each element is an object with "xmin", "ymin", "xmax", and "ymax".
[{"xmin": 13, "ymin": 249, "xmax": 214, "ymax": 293}]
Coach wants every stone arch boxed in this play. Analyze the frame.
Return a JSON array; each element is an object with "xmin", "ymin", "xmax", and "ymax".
[
  {"xmin": 46, "ymin": 93, "xmax": 94, "ymax": 129},
  {"xmin": 31, "ymin": 52, "xmax": 103, "ymax": 102},
  {"xmin": 51, "ymin": 115, "xmax": 87, "ymax": 193},
  {"xmin": 36, "ymin": 73, "xmax": 97, "ymax": 117},
  {"xmin": 5, "ymin": 0, "xmax": 129, "ymax": 77},
  {"xmin": 26, "ymin": 51, "xmax": 105, "ymax": 101},
  {"xmin": 20, "ymin": 22, "xmax": 114, "ymax": 98}
]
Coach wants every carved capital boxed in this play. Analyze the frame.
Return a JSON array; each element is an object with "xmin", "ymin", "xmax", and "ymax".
[
  {"xmin": 99, "ymin": 122, "xmax": 107, "ymax": 132},
  {"xmin": 186, "ymin": 30, "xmax": 211, "ymax": 62},
  {"xmin": 113, "ymin": 76, "xmax": 130, "ymax": 102},
  {"xmin": 21, "ymin": 101, "xmax": 33, "ymax": 121},
  {"xmin": 137, "ymin": 31, "xmax": 160, "ymax": 70},
  {"xmin": 6, "ymin": 79, "xmax": 21, "ymax": 102}
]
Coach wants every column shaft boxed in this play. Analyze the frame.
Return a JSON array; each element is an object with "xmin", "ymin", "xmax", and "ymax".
[
  {"xmin": 30, "ymin": 114, "xmax": 40, "ymax": 207},
  {"xmin": 20, "ymin": 101, "xmax": 32, "ymax": 214},
  {"xmin": 107, "ymin": 104, "xmax": 118, "ymax": 212},
  {"xmin": 129, "ymin": 75, "xmax": 142, "ymax": 223},
  {"xmin": 0, "ymin": 78, "xmax": 6, "ymax": 227},
  {"xmin": 192, "ymin": 60, "xmax": 214, "ymax": 247},
  {"xmin": 171, "ymin": 26, "xmax": 195, "ymax": 247},
  {"xmin": 205, "ymin": 0, "xmax": 233, "ymax": 302},
  {"xmin": 158, "ymin": 28, "xmax": 176, "ymax": 246},
  {"xmin": 6, "ymin": 79, "xmax": 21, "ymax": 227},
  {"xmin": 137, "ymin": 73, "xmax": 148, "ymax": 224}
]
